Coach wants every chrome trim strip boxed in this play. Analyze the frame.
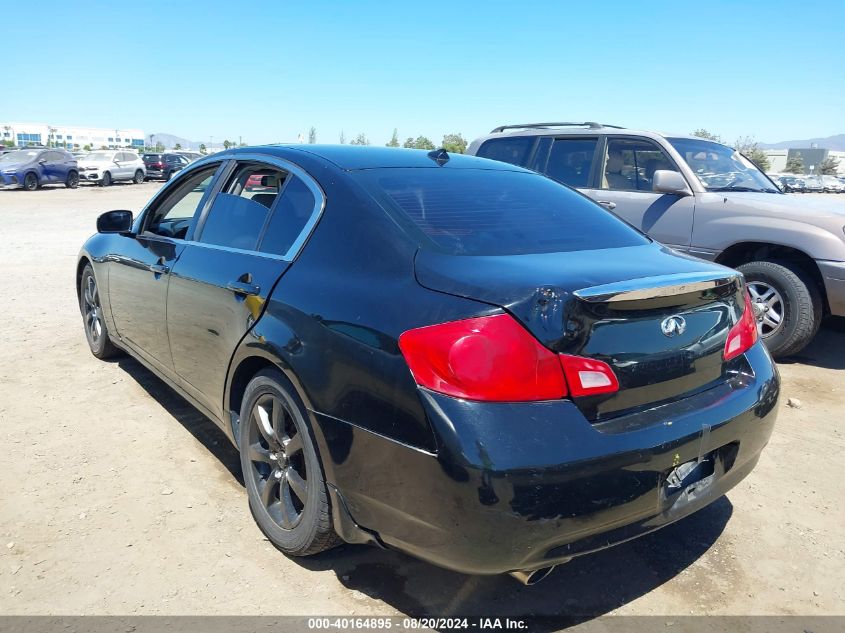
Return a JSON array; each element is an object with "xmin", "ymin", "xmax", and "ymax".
[{"xmin": 574, "ymin": 271, "xmax": 740, "ymax": 303}]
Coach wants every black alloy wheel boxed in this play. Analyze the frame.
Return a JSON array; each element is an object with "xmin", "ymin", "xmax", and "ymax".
[
  {"xmin": 79, "ymin": 265, "xmax": 121, "ymax": 359},
  {"xmin": 239, "ymin": 369, "xmax": 339, "ymax": 556},
  {"xmin": 133, "ymin": 169, "xmax": 144, "ymax": 184},
  {"xmin": 66, "ymin": 171, "xmax": 79, "ymax": 189},
  {"xmin": 100, "ymin": 171, "xmax": 112, "ymax": 187},
  {"xmin": 23, "ymin": 173, "xmax": 38, "ymax": 191}
]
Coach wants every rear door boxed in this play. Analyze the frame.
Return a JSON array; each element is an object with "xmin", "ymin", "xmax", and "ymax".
[
  {"xmin": 580, "ymin": 136, "xmax": 696, "ymax": 250},
  {"xmin": 166, "ymin": 157, "xmax": 323, "ymax": 418}
]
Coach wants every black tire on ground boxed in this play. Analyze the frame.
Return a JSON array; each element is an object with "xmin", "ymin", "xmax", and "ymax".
[
  {"xmin": 133, "ymin": 169, "xmax": 144, "ymax": 184},
  {"xmin": 65, "ymin": 171, "xmax": 79, "ymax": 189},
  {"xmin": 239, "ymin": 368, "xmax": 341, "ymax": 556},
  {"xmin": 100, "ymin": 171, "xmax": 112, "ymax": 187},
  {"xmin": 23, "ymin": 172, "xmax": 39, "ymax": 191},
  {"xmin": 737, "ymin": 260, "xmax": 822, "ymax": 358},
  {"xmin": 165, "ymin": 170, "xmax": 173, "ymax": 181},
  {"xmin": 79, "ymin": 264, "xmax": 122, "ymax": 359}
]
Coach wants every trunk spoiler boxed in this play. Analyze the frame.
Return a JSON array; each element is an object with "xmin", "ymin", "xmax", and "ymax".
[{"xmin": 573, "ymin": 271, "xmax": 741, "ymax": 303}]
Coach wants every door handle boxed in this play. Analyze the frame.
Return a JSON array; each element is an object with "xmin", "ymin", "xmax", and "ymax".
[
  {"xmin": 149, "ymin": 263, "xmax": 170, "ymax": 275},
  {"xmin": 597, "ymin": 200, "xmax": 617, "ymax": 210},
  {"xmin": 227, "ymin": 281, "xmax": 261, "ymax": 296}
]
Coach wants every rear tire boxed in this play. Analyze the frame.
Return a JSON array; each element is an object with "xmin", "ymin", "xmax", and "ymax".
[
  {"xmin": 239, "ymin": 368, "xmax": 341, "ymax": 556},
  {"xmin": 100, "ymin": 171, "xmax": 112, "ymax": 187},
  {"xmin": 133, "ymin": 169, "xmax": 144, "ymax": 184},
  {"xmin": 23, "ymin": 173, "xmax": 38, "ymax": 191},
  {"xmin": 737, "ymin": 260, "xmax": 821, "ymax": 358},
  {"xmin": 65, "ymin": 171, "xmax": 79, "ymax": 189},
  {"xmin": 79, "ymin": 264, "xmax": 122, "ymax": 359}
]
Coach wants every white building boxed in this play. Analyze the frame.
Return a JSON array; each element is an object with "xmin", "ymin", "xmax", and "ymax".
[
  {"xmin": 762, "ymin": 149, "xmax": 789, "ymax": 173},
  {"xmin": 0, "ymin": 122, "xmax": 146, "ymax": 151}
]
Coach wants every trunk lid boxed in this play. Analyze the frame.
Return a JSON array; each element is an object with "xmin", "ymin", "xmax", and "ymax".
[{"xmin": 415, "ymin": 243, "xmax": 745, "ymax": 421}]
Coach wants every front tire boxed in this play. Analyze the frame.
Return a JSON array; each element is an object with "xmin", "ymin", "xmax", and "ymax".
[
  {"xmin": 65, "ymin": 171, "xmax": 79, "ymax": 189},
  {"xmin": 133, "ymin": 169, "xmax": 144, "ymax": 184},
  {"xmin": 239, "ymin": 369, "xmax": 340, "ymax": 556},
  {"xmin": 79, "ymin": 264, "xmax": 122, "ymax": 359},
  {"xmin": 23, "ymin": 173, "xmax": 39, "ymax": 191},
  {"xmin": 100, "ymin": 171, "xmax": 112, "ymax": 187},
  {"xmin": 737, "ymin": 260, "xmax": 822, "ymax": 358}
]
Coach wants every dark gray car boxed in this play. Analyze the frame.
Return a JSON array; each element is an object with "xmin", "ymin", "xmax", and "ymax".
[{"xmin": 468, "ymin": 123, "xmax": 845, "ymax": 357}]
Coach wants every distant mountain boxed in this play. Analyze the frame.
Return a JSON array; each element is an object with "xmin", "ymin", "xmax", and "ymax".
[
  {"xmin": 759, "ymin": 134, "xmax": 845, "ymax": 151},
  {"xmin": 149, "ymin": 132, "xmax": 202, "ymax": 151}
]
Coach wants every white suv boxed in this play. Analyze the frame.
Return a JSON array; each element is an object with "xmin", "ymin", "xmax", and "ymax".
[{"xmin": 77, "ymin": 150, "xmax": 146, "ymax": 186}]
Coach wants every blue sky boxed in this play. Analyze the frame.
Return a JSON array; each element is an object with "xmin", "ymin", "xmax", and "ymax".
[{"xmin": 3, "ymin": 0, "xmax": 843, "ymax": 146}]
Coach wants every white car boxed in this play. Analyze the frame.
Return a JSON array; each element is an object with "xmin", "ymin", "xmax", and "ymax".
[{"xmin": 77, "ymin": 150, "xmax": 146, "ymax": 186}]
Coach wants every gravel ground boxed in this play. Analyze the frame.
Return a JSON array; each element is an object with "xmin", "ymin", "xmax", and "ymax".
[{"xmin": 0, "ymin": 183, "xmax": 843, "ymax": 620}]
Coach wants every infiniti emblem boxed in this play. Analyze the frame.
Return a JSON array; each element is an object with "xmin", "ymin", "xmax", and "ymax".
[{"xmin": 660, "ymin": 315, "xmax": 687, "ymax": 337}]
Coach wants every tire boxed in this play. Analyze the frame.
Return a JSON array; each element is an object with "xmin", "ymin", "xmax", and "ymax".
[
  {"xmin": 239, "ymin": 368, "xmax": 340, "ymax": 556},
  {"xmin": 133, "ymin": 169, "xmax": 144, "ymax": 184},
  {"xmin": 23, "ymin": 172, "xmax": 39, "ymax": 191},
  {"xmin": 65, "ymin": 171, "xmax": 79, "ymax": 189},
  {"xmin": 79, "ymin": 264, "xmax": 122, "ymax": 359},
  {"xmin": 165, "ymin": 170, "xmax": 173, "ymax": 181},
  {"xmin": 737, "ymin": 260, "xmax": 822, "ymax": 358},
  {"xmin": 100, "ymin": 171, "xmax": 111, "ymax": 187}
]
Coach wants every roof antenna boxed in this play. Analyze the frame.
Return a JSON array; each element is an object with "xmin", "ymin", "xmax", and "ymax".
[{"xmin": 427, "ymin": 148, "xmax": 450, "ymax": 166}]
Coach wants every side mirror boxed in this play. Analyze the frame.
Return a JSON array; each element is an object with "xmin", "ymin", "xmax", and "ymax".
[
  {"xmin": 652, "ymin": 170, "xmax": 691, "ymax": 196},
  {"xmin": 97, "ymin": 210, "xmax": 134, "ymax": 234}
]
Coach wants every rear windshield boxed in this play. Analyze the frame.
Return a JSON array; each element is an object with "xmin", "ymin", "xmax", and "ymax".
[
  {"xmin": 143, "ymin": 154, "xmax": 161, "ymax": 161},
  {"xmin": 354, "ymin": 168, "xmax": 649, "ymax": 256}
]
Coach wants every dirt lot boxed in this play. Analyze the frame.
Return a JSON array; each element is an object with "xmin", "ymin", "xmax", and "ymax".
[{"xmin": 0, "ymin": 183, "xmax": 843, "ymax": 620}]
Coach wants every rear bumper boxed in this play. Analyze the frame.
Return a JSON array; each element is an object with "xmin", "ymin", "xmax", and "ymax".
[
  {"xmin": 318, "ymin": 342, "xmax": 779, "ymax": 575},
  {"xmin": 817, "ymin": 260, "xmax": 845, "ymax": 317}
]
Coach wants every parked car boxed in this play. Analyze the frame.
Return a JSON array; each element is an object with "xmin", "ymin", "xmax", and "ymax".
[
  {"xmin": 468, "ymin": 122, "xmax": 845, "ymax": 357},
  {"xmin": 142, "ymin": 152, "xmax": 189, "ymax": 180},
  {"xmin": 77, "ymin": 150, "xmax": 145, "ymax": 186},
  {"xmin": 0, "ymin": 148, "xmax": 78, "ymax": 190},
  {"xmin": 77, "ymin": 146, "xmax": 778, "ymax": 584},
  {"xmin": 778, "ymin": 175, "xmax": 806, "ymax": 193},
  {"xmin": 821, "ymin": 175, "xmax": 844, "ymax": 193},
  {"xmin": 801, "ymin": 175, "xmax": 825, "ymax": 193},
  {"xmin": 175, "ymin": 150, "xmax": 203, "ymax": 162}
]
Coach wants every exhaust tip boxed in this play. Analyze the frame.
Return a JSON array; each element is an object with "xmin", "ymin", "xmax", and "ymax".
[{"xmin": 509, "ymin": 566, "xmax": 556, "ymax": 586}]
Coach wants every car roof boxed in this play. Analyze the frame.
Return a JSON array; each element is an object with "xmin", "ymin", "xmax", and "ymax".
[
  {"xmin": 472, "ymin": 124, "xmax": 732, "ymax": 149},
  {"xmin": 214, "ymin": 144, "xmax": 532, "ymax": 171}
]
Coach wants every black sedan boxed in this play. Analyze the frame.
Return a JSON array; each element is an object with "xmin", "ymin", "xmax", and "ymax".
[{"xmin": 77, "ymin": 146, "xmax": 779, "ymax": 584}]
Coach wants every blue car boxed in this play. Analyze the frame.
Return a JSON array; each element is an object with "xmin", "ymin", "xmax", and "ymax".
[{"xmin": 0, "ymin": 148, "xmax": 79, "ymax": 191}]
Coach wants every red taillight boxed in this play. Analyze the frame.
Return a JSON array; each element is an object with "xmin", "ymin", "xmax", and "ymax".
[
  {"xmin": 559, "ymin": 354, "xmax": 620, "ymax": 397},
  {"xmin": 398, "ymin": 314, "xmax": 620, "ymax": 402},
  {"xmin": 724, "ymin": 291, "xmax": 759, "ymax": 361}
]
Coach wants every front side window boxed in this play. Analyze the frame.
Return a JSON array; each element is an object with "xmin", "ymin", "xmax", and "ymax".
[
  {"xmin": 544, "ymin": 137, "xmax": 598, "ymax": 188},
  {"xmin": 667, "ymin": 137, "xmax": 778, "ymax": 193},
  {"xmin": 198, "ymin": 163, "xmax": 287, "ymax": 251},
  {"xmin": 355, "ymin": 168, "xmax": 649, "ymax": 256},
  {"xmin": 602, "ymin": 138, "xmax": 678, "ymax": 191},
  {"xmin": 146, "ymin": 167, "xmax": 218, "ymax": 239}
]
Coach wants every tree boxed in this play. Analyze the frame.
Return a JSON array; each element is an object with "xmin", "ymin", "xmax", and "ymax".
[
  {"xmin": 349, "ymin": 133, "xmax": 370, "ymax": 146},
  {"xmin": 732, "ymin": 136, "xmax": 770, "ymax": 172},
  {"xmin": 83, "ymin": 144, "xmax": 92, "ymax": 152},
  {"xmin": 403, "ymin": 136, "xmax": 435, "ymax": 150},
  {"xmin": 339, "ymin": 130, "xmax": 346, "ymax": 144},
  {"xmin": 155, "ymin": 142, "xmax": 165, "ymax": 153},
  {"xmin": 386, "ymin": 128, "xmax": 400, "ymax": 147},
  {"xmin": 174, "ymin": 143, "xmax": 182, "ymax": 150},
  {"xmin": 223, "ymin": 139, "xmax": 232, "ymax": 150},
  {"xmin": 308, "ymin": 127, "xmax": 317, "ymax": 144},
  {"xmin": 692, "ymin": 129, "xmax": 723, "ymax": 143},
  {"xmin": 199, "ymin": 143, "xmax": 207, "ymax": 155},
  {"xmin": 784, "ymin": 153, "xmax": 804, "ymax": 174},
  {"xmin": 441, "ymin": 133, "xmax": 467, "ymax": 154},
  {"xmin": 819, "ymin": 156, "xmax": 841, "ymax": 175}
]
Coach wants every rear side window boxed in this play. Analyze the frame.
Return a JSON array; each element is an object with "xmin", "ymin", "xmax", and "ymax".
[
  {"xmin": 355, "ymin": 168, "xmax": 648, "ymax": 256},
  {"xmin": 259, "ymin": 176, "xmax": 317, "ymax": 257},
  {"xmin": 475, "ymin": 137, "xmax": 535, "ymax": 167},
  {"xmin": 543, "ymin": 138, "xmax": 598, "ymax": 187}
]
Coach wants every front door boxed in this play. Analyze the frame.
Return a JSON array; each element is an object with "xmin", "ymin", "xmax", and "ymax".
[
  {"xmin": 167, "ymin": 159, "xmax": 321, "ymax": 418},
  {"xmin": 107, "ymin": 164, "xmax": 219, "ymax": 371},
  {"xmin": 580, "ymin": 137, "xmax": 696, "ymax": 250}
]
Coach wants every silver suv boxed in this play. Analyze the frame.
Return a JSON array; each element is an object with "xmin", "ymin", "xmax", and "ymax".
[
  {"xmin": 468, "ymin": 122, "xmax": 845, "ymax": 357},
  {"xmin": 77, "ymin": 150, "xmax": 146, "ymax": 186}
]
